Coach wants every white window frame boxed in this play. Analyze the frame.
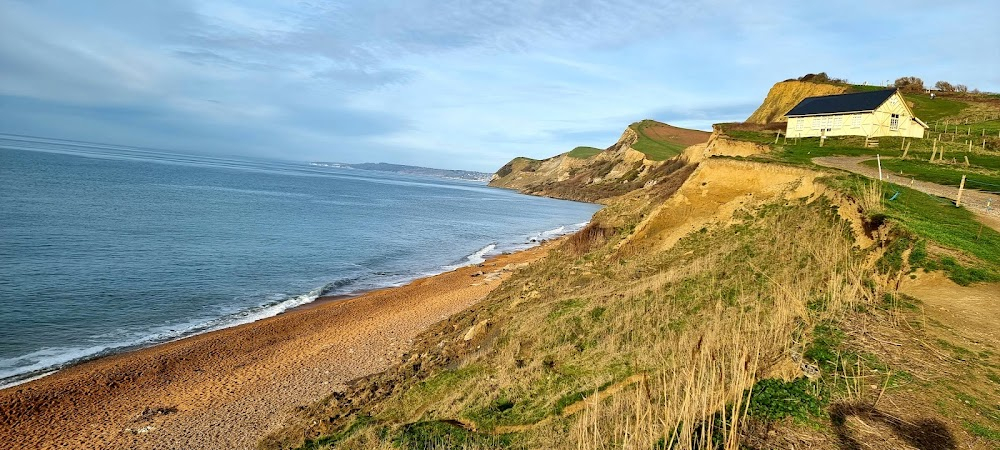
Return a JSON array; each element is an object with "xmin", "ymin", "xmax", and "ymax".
[
  {"xmin": 890, "ymin": 114, "xmax": 900, "ymax": 131},
  {"xmin": 852, "ymin": 114, "xmax": 862, "ymax": 128},
  {"xmin": 795, "ymin": 118, "xmax": 803, "ymax": 131}
]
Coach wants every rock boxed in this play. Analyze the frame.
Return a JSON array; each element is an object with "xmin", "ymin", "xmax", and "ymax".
[
  {"xmin": 801, "ymin": 363, "xmax": 821, "ymax": 379},
  {"xmin": 463, "ymin": 320, "xmax": 490, "ymax": 341}
]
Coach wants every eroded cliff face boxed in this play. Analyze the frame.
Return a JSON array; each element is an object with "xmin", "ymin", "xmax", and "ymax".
[
  {"xmin": 488, "ymin": 124, "xmax": 700, "ymax": 203},
  {"xmin": 746, "ymin": 80, "xmax": 847, "ymax": 124}
]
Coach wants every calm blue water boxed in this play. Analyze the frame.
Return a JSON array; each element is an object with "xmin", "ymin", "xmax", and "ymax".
[{"xmin": 0, "ymin": 135, "xmax": 600, "ymax": 387}]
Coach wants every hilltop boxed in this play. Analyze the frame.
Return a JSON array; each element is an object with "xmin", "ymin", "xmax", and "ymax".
[
  {"xmin": 488, "ymin": 120, "xmax": 710, "ymax": 203},
  {"xmin": 263, "ymin": 79, "xmax": 1000, "ymax": 450}
]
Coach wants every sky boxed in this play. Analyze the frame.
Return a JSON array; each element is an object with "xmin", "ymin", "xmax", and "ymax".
[{"xmin": 1, "ymin": 1, "xmax": 998, "ymax": 172}]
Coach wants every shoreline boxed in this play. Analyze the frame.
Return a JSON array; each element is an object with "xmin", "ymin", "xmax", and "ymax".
[
  {"xmin": 0, "ymin": 240, "xmax": 559, "ymax": 450},
  {"xmin": 0, "ymin": 226, "xmax": 585, "ymax": 391}
]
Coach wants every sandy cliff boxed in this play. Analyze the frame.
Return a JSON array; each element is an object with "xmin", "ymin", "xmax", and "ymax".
[
  {"xmin": 488, "ymin": 121, "xmax": 709, "ymax": 203},
  {"xmin": 745, "ymin": 80, "xmax": 847, "ymax": 124}
]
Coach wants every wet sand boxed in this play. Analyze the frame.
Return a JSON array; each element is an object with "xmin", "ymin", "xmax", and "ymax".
[{"xmin": 0, "ymin": 243, "xmax": 554, "ymax": 450}]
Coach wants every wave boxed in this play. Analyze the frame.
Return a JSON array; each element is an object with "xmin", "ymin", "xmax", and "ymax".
[
  {"xmin": 528, "ymin": 222, "xmax": 588, "ymax": 243},
  {"xmin": 0, "ymin": 284, "xmax": 334, "ymax": 389},
  {"xmin": 0, "ymin": 221, "xmax": 592, "ymax": 390}
]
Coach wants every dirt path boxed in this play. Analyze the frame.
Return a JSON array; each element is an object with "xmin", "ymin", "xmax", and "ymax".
[
  {"xmin": 0, "ymin": 244, "xmax": 555, "ymax": 450},
  {"xmin": 812, "ymin": 156, "xmax": 1000, "ymax": 231},
  {"xmin": 900, "ymin": 271, "xmax": 1000, "ymax": 349}
]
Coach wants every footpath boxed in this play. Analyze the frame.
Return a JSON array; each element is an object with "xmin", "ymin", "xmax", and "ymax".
[{"xmin": 812, "ymin": 156, "xmax": 1000, "ymax": 231}]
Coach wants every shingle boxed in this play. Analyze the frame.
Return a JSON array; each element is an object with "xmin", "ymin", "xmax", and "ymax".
[{"xmin": 785, "ymin": 89, "xmax": 898, "ymax": 116}]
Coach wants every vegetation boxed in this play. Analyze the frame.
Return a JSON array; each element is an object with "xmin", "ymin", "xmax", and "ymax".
[
  {"xmin": 628, "ymin": 120, "xmax": 688, "ymax": 160},
  {"xmin": 261, "ymin": 76, "xmax": 1000, "ymax": 450},
  {"xmin": 894, "ymin": 76, "xmax": 925, "ymax": 93},
  {"xmin": 902, "ymin": 92, "xmax": 969, "ymax": 122},
  {"xmin": 566, "ymin": 146, "xmax": 603, "ymax": 159},
  {"xmin": 860, "ymin": 158, "xmax": 1000, "ymax": 188}
]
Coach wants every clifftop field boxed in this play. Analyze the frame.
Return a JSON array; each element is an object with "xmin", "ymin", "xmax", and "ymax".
[{"xmin": 264, "ymin": 78, "xmax": 1000, "ymax": 449}]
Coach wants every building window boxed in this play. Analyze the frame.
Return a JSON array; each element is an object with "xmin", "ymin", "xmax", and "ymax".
[
  {"xmin": 796, "ymin": 118, "xmax": 803, "ymax": 131},
  {"xmin": 890, "ymin": 114, "xmax": 900, "ymax": 131},
  {"xmin": 852, "ymin": 114, "xmax": 862, "ymax": 128},
  {"xmin": 812, "ymin": 117, "xmax": 822, "ymax": 130}
]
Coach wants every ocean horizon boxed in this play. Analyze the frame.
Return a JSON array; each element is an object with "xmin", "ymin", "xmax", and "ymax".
[{"xmin": 0, "ymin": 135, "xmax": 600, "ymax": 388}]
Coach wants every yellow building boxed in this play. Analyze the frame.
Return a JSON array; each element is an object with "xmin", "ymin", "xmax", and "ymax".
[{"xmin": 785, "ymin": 89, "xmax": 928, "ymax": 139}]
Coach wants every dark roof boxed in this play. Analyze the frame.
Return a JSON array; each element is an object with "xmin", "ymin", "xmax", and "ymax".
[{"xmin": 785, "ymin": 89, "xmax": 898, "ymax": 117}]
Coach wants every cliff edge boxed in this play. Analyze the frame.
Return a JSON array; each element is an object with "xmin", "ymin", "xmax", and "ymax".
[
  {"xmin": 488, "ymin": 120, "xmax": 709, "ymax": 203},
  {"xmin": 745, "ymin": 80, "xmax": 847, "ymax": 124}
]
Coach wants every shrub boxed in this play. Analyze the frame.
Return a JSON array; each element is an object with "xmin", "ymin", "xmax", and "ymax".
[
  {"xmin": 894, "ymin": 76, "xmax": 925, "ymax": 92},
  {"xmin": 934, "ymin": 81, "xmax": 955, "ymax": 92}
]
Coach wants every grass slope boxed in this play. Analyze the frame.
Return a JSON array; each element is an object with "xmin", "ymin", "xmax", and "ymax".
[
  {"xmin": 566, "ymin": 146, "xmax": 602, "ymax": 159},
  {"xmin": 903, "ymin": 93, "xmax": 970, "ymax": 122},
  {"xmin": 628, "ymin": 120, "xmax": 690, "ymax": 160}
]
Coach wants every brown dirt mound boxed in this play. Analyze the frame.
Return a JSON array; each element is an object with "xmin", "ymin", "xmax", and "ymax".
[{"xmin": 638, "ymin": 121, "xmax": 711, "ymax": 147}]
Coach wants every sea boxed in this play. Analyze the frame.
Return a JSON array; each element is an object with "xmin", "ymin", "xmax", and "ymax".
[{"xmin": 0, "ymin": 135, "xmax": 600, "ymax": 388}]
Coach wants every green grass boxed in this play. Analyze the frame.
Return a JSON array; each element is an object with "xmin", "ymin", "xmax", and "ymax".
[
  {"xmin": 766, "ymin": 139, "xmax": 878, "ymax": 166},
  {"xmin": 902, "ymin": 93, "xmax": 970, "ymax": 122},
  {"xmin": 747, "ymin": 377, "xmax": 825, "ymax": 421},
  {"xmin": 567, "ymin": 146, "xmax": 603, "ymax": 159},
  {"xmin": 395, "ymin": 420, "xmax": 515, "ymax": 449},
  {"xmin": 860, "ymin": 158, "xmax": 1000, "ymax": 188},
  {"xmin": 847, "ymin": 84, "xmax": 886, "ymax": 93},
  {"xmin": 629, "ymin": 120, "xmax": 687, "ymax": 161},
  {"xmin": 836, "ymin": 178, "xmax": 1000, "ymax": 281}
]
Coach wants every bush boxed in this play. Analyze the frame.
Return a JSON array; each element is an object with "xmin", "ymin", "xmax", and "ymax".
[
  {"xmin": 935, "ymin": 81, "xmax": 955, "ymax": 92},
  {"xmin": 894, "ymin": 76, "xmax": 925, "ymax": 92}
]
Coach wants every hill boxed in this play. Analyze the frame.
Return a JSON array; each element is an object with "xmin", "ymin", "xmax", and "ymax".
[
  {"xmin": 263, "ymin": 81, "xmax": 1000, "ymax": 450},
  {"xmin": 487, "ymin": 121, "xmax": 710, "ymax": 203},
  {"xmin": 747, "ymin": 77, "xmax": 1000, "ymax": 126},
  {"xmin": 745, "ymin": 80, "xmax": 847, "ymax": 124}
]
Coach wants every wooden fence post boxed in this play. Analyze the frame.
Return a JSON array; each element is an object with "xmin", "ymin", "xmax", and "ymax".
[
  {"xmin": 775, "ymin": 133, "xmax": 780, "ymax": 144},
  {"xmin": 964, "ymin": 155, "xmax": 970, "ymax": 167},
  {"xmin": 902, "ymin": 141, "xmax": 911, "ymax": 159},
  {"xmin": 877, "ymin": 154, "xmax": 883, "ymax": 181},
  {"xmin": 956, "ymin": 175, "xmax": 967, "ymax": 207}
]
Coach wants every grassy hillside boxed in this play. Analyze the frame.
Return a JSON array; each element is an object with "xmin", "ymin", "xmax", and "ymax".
[
  {"xmin": 566, "ymin": 147, "xmax": 602, "ymax": 159},
  {"xmin": 628, "ymin": 120, "xmax": 709, "ymax": 160},
  {"xmin": 262, "ymin": 151, "xmax": 1000, "ymax": 448},
  {"xmin": 903, "ymin": 93, "xmax": 970, "ymax": 122},
  {"xmin": 258, "ymin": 81, "xmax": 1000, "ymax": 450}
]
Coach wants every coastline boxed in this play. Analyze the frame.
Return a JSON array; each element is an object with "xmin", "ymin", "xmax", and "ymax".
[{"xmin": 0, "ymin": 240, "xmax": 560, "ymax": 450}]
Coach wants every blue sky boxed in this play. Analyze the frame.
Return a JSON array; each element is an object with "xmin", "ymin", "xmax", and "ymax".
[{"xmin": 1, "ymin": 1, "xmax": 998, "ymax": 171}]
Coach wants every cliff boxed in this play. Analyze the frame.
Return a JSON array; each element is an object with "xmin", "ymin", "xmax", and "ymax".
[
  {"xmin": 745, "ymin": 80, "xmax": 847, "ymax": 124},
  {"xmin": 263, "ymin": 80, "xmax": 1000, "ymax": 450},
  {"xmin": 488, "ymin": 121, "xmax": 709, "ymax": 203}
]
